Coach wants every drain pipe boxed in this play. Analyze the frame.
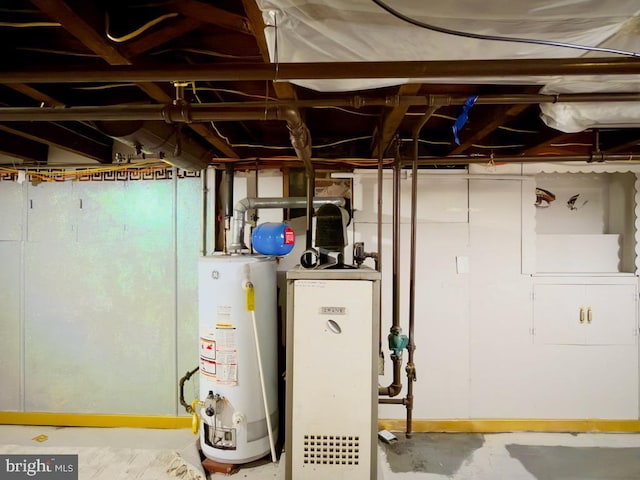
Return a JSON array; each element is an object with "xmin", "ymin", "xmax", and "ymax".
[{"xmin": 229, "ymin": 197, "xmax": 345, "ymax": 253}]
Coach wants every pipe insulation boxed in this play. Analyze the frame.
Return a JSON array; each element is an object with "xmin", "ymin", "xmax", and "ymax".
[{"xmin": 229, "ymin": 196, "xmax": 346, "ymax": 253}]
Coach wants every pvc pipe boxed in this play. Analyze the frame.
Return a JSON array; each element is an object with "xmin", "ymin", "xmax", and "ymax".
[{"xmin": 250, "ymin": 308, "xmax": 277, "ymax": 463}]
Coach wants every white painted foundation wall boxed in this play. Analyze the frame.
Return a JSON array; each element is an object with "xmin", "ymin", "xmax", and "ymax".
[{"xmin": 0, "ymin": 162, "xmax": 638, "ymax": 421}]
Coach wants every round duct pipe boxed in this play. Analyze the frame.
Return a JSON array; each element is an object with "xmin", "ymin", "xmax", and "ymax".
[{"xmin": 94, "ymin": 120, "xmax": 213, "ymax": 171}]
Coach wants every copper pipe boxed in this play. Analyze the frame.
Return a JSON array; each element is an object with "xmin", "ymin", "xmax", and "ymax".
[
  {"xmin": 1, "ymin": 57, "xmax": 640, "ymax": 83},
  {"xmin": 377, "ymin": 124, "xmax": 384, "ymax": 361},
  {"xmin": 379, "ymin": 398, "xmax": 406, "ymax": 405},
  {"xmin": 406, "ymin": 153, "xmax": 640, "ymax": 166},
  {"xmin": 0, "ymin": 90, "xmax": 638, "ymax": 122},
  {"xmin": 379, "ymin": 145, "xmax": 403, "ymax": 398},
  {"xmin": 404, "ymin": 108, "xmax": 438, "ymax": 437}
]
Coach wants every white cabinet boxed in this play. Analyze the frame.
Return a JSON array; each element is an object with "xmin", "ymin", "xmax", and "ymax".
[
  {"xmin": 531, "ymin": 277, "xmax": 639, "ymax": 418},
  {"xmin": 534, "ymin": 283, "xmax": 637, "ymax": 346}
]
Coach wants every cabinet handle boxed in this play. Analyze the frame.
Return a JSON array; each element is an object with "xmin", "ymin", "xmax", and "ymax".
[
  {"xmin": 587, "ymin": 306, "xmax": 593, "ymax": 324},
  {"xmin": 580, "ymin": 306, "xmax": 585, "ymax": 324}
]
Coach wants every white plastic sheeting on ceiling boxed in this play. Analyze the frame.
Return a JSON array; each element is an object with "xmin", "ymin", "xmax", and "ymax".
[{"xmin": 256, "ymin": 1, "xmax": 640, "ymax": 132}]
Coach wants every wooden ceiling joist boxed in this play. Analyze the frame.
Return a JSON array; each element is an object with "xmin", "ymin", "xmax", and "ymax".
[
  {"xmin": 30, "ymin": 0, "xmax": 131, "ymax": 66},
  {"xmin": 0, "ymin": 122, "xmax": 113, "ymax": 163},
  {"xmin": 173, "ymin": 0, "xmax": 251, "ymax": 35},
  {"xmin": 121, "ymin": 17, "xmax": 202, "ymax": 59},
  {"xmin": 373, "ymin": 83, "xmax": 423, "ymax": 157},
  {"xmin": 136, "ymin": 82, "xmax": 239, "ymax": 158},
  {"xmin": 448, "ymin": 104, "xmax": 530, "ymax": 155},
  {"xmin": 0, "ymin": 129, "xmax": 49, "ymax": 163}
]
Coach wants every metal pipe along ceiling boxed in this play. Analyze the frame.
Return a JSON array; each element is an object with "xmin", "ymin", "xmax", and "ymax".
[
  {"xmin": 0, "ymin": 91, "xmax": 639, "ymax": 122},
  {"xmin": 0, "ymin": 57, "xmax": 639, "ymax": 83}
]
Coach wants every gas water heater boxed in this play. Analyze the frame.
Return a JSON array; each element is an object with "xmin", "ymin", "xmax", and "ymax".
[
  {"xmin": 285, "ymin": 267, "xmax": 380, "ymax": 480},
  {"xmin": 198, "ymin": 255, "xmax": 278, "ymax": 464}
]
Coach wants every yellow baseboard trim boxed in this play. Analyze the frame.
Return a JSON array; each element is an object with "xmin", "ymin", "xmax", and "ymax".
[
  {"xmin": 0, "ymin": 412, "xmax": 192, "ymax": 429},
  {"xmin": 378, "ymin": 419, "xmax": 640, "ymax": 433}
]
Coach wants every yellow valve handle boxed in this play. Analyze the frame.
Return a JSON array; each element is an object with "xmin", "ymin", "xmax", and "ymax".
[
  {"xmin": 191, "ymin": 400, "xmax": 200, "ymax": 434},
  {"xmin": 246, "ymin": 282, "xmax": 255, "ymax": 312}
]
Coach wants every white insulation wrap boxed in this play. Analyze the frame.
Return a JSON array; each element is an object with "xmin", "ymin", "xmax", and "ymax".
[
  {"xmin": 256, "ymin": 0, "xmax": 640, "ymax": 92},
  {"xmin": 198, "ymin": 255, "xmax": 278, "ymax": 464},
  {"xmin": 539, "ymin": 80, "xmax": 640, "ymax": 133}
]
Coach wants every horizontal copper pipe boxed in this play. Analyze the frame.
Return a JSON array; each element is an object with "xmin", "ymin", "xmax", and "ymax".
[
  {"xmin": 0, "ymin": 90, "xmax": 638, "ymax": 122},
  {"xmin": 407, "ymin": 153, "xmax": 640, "ymax": 165},
  {"xmin": 0, "ymin": 57, "xmax": 639, "ymax": 83}
]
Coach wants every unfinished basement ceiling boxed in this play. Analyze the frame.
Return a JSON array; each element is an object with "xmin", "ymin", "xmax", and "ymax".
[{"xmin": 0, "ymin": 0, "xmax": 640, "ymax": 168}]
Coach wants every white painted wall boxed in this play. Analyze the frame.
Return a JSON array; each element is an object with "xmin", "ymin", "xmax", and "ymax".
[
  {"xmin": 1, "ymin": 161, "xmax": 638, "ymax": 421},
  {"xmin": 0, "ymin": 170, "xmax": 206, "ymax": 415}
]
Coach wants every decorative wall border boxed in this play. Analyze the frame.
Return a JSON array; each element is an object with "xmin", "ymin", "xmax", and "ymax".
[{"xmin": 0, "ymin": 167, "xmax": 201, "ymax": 182}]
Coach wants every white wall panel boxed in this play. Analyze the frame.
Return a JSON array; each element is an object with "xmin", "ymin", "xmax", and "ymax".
[
  {"xmin": 176, "ymin": 177, "xmax": 203, "ymax": 411},
  {"xmin": 27, "ymin": 182, "xmax": 77, "ymax": 242},
  {"xmin": 356, "ymin": 221, "xmax": 470, "ymax": 420},
  {"xmin": 76, "ymin": 182, "xmax": 126, "ymax": 242},
  {"xmin": 352, "ymin": 172, "xmax": 468, "ymax": 224},
  {"xmin": 24, "ymin": 236, "xmax": 176, "ymax": 414},
  {"xmin": 0, "ymin": 182, "xmax": 23, "ymax": 241},
  {"xmin": 468, "ymin": 179, "xmax": 535, "ymax": 417},
  {"xmin": 0, "ymin": 241, "xmax": 21, "ymax": 410}
]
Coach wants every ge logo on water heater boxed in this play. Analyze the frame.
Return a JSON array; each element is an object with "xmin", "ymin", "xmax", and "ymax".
[{"xmin": 211, "ymin": 270, "xmax": 220, "ymax": 280}]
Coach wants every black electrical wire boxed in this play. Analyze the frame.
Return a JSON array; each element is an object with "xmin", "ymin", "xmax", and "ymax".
[{"xmin": 371, "ymin": 0, "xmax": 640, "ymax": 58}]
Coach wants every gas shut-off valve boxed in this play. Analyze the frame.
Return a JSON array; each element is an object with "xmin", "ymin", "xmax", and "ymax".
[{"xmin": 204, "ymin": 391, "xmax": 224, "ymax": 417}]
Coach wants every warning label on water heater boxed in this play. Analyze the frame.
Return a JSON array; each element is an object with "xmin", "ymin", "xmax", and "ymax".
[
  {"xmin": 199, "ymin": 335, "xmax": 217, "ymax": 378},
  {"xmin": 215, "ymin": 324, "xmax": 238, "ymax": 385}
]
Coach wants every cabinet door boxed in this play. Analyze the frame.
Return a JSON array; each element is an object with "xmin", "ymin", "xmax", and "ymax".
[
  {"xmin": 534, "ymin": 284, "xmax": 587, "ymax": 345},
  {"xmin": 585, "ymin": 284, "xmax": 637, "ymax": 345}
]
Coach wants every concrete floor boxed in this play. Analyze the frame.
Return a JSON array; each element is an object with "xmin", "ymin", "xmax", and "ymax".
[{"xmin": 2, "ymin": 425, "xmax": 640, "ymax": 479}]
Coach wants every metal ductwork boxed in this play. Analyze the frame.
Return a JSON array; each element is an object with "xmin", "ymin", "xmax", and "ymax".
[{"xmin": 94, "ymin": 120, "xmax": 213, "ymax": 171}]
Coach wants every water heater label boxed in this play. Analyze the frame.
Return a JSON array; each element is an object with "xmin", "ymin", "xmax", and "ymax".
[
  {"xmin": 215, "ymin": 325, "xmax": 238, "ymax": 386},
  {"xmin": 319, "ymin": 306, "xmax": 347, "ymax": 315}
]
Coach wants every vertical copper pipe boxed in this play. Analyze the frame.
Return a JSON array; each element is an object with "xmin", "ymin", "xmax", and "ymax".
[
  {"xmin": 377, "ymin": 128, "xmax": 384, "ymax": 355},
  {"xmin": 378, "ymin": 141, "xmax": 403, "ymax": 398},
  {"xmin": 406, "ymin": 108, "xmax": 438, "ymax": 437}
]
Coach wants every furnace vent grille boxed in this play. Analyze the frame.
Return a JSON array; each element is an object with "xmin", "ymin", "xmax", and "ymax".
[{"xmin": 302, "ymin": 434, "xmax": 360, "ymax": 465}]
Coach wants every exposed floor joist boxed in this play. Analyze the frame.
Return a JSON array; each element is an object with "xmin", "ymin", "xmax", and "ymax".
[
  {"xmin": 0, "ymin": 122, "xmax": 112, "ymax": 163},
  {"xmin": 121, "ymin": 17, "xmax": 202, "ymax": 59},
  {"xmin": 0, "ymin": 129, "xmax": 49, "ymax": 163},
  {"xmin": 448, "ymin": 104, "xmax": 530, "ymax": 155},
  {"xmin": 173, "ymin": 0, "xmax": 252, "ymax": 35},
  {"xmin": 136, "ymin": 82, "xmax": 239, "ymax": 159},
  {"xmin": 30, "ymin": 0, "xmax": 131, "ymax": 66},
  {"xmin": 373, "ymin": 83, "xmax": 423, "ymax": 157}
]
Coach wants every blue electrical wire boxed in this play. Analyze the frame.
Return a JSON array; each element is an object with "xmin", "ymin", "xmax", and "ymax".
[{"xmin": 371, "ymin": 0, "xmax": 640, "ymax": 58}]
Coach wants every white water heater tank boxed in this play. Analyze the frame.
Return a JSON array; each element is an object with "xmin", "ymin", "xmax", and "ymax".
[{"xmin": 198, "ymin": 255, "xmax": 278, "ymax": 464}]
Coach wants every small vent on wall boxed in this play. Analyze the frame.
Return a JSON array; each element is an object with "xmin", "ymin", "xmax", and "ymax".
[{"xmin": 302, "ymin": 434, "xmax": 360, "ymax": 465}]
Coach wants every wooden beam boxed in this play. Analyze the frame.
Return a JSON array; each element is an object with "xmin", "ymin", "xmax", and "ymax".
[
  {"xmin": 448, "ymin": 104, "xmax": 530, "ymax": 155},
  {"xmin": 5, "ymin": 84, "xmax": 65, "ymax": 107},
  {"xmin": 604, "ymin": 136, "xmax": 640, "ymax": 153},
  {"xmin": 0, "ymin": 122, "xmax": 113, "ymax": 163},
  {"xmin": 172, "ymin": 0, "xmax": 251, "ymax": 34},
  {"xmin": 121, "ymin": 17, "xmax": 202, "ymax": 58},
  {"xmin": 372, "ymin": 83, "xmax": 423, "ymax": 157},
  {"xmin": 523, "ymin": 132, "xmax": 590, "ymax": 156},
  {"xmin": 30, "ymin": 0, "xmax": 131, "ymax": 66},
  {"xmin": 242, "ymin": 0, "xmax": 298, "ymax": 101},
  {"xmin": 136, "ymin": 82, "xmax": 239, "ymax": 158},
  {"xmin": 0, "ymin": 129, "xmax": 49, "ymax": 163}
]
